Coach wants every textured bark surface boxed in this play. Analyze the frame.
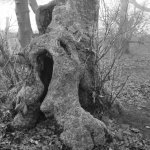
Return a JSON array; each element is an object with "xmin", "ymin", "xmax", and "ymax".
[
  {"xmin": 48, "ymin": 0, "xmax": 99, "ymax": 37},
  {"xmin": 12, "ymin": 0, "xmax": 110, "ymax": 149}
]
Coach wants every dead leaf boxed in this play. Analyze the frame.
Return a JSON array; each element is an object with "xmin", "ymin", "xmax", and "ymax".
[
  {"xmin": 130, "ymin": 128, "xmax": 140, "ymax": 133},
  {"xmin": 145, "ymin": 126, "xmax": 150, "ymax": 129}
]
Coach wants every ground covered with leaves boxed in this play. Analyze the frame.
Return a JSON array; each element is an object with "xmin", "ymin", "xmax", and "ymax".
[
  {"xmin": 107, "ymin": 55, "xmax": 150, "ymax": 150},
  {"xmin": 0, "ymin": 54, "xmax": 150, "ymax": 150}
]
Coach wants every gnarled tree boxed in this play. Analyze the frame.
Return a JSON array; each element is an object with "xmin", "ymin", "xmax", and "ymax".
[{"xmin": 11, "ymin": 0, "xmax": 112, "ymax": 149}]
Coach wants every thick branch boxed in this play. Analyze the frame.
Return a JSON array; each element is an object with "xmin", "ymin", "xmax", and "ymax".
[
  {"xmin": 29, "ymin": 0, "xmax": 38, "ymax": 14},
  {"xmin": 130, "ymin": 0, "xmax": 150, "ymax": 12}
]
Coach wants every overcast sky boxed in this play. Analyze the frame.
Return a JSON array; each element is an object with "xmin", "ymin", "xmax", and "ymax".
[
  {"xmin": 0, "ymin": 0, "xmax": 149, "ymax": 32},
  {"xmin": 0, "ymin": 0, "xmax": 51, "ymax": 32}
]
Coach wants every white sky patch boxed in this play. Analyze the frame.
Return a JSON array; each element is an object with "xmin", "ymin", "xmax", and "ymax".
[
  {"xmin": 0, "ymin": 0, "xmax": 52, "ymax": 32},
  {"xmin": 0, "ymin": 0, "xmax": 149, "ymax": 32},
  {"xmin": 0, "ymin": 2, "xmax": 16, "ymax": 31}
]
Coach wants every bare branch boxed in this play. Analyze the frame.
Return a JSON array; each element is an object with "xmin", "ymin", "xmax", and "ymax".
[{"xmin": 130, "ymin": 0, "xmax": 150, "ymax": 12}]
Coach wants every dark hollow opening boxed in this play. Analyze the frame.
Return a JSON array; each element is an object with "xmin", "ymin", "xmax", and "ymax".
[
  {"xmin": 78, "ymin": 81, "xmax": 105, "ymax": 119},
  {"xmin": 78, "ymin": 83, "xmax": 95, "ymax": 113},
  {"xmin": 36, "ymin": 50, "xmax": 54, "ymax": 121}
]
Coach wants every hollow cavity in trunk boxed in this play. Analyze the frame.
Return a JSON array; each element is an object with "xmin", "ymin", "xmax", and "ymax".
[{"xmin": 36, "ymin": 50, "xmax": 54, "ymax": 121}]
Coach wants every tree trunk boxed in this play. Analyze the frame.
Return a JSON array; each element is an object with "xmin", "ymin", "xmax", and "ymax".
[
  {"xmin": 117, "ymin": 0, "xmax": 150, "ymax": 54},
  {"xmin": 11, "ymin": 0, "xmax": 112, "ymax": 149},
  {"xmin": 118, "ymin": 0, "xmax": 150, "ymax": 54},
  {"xmin": 117, "ymin": 0, "xmax": 130, "ymax": 54},
  {"xmin": 15, "ymin": 0, "xmax": 32, "ymax": 49}
]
